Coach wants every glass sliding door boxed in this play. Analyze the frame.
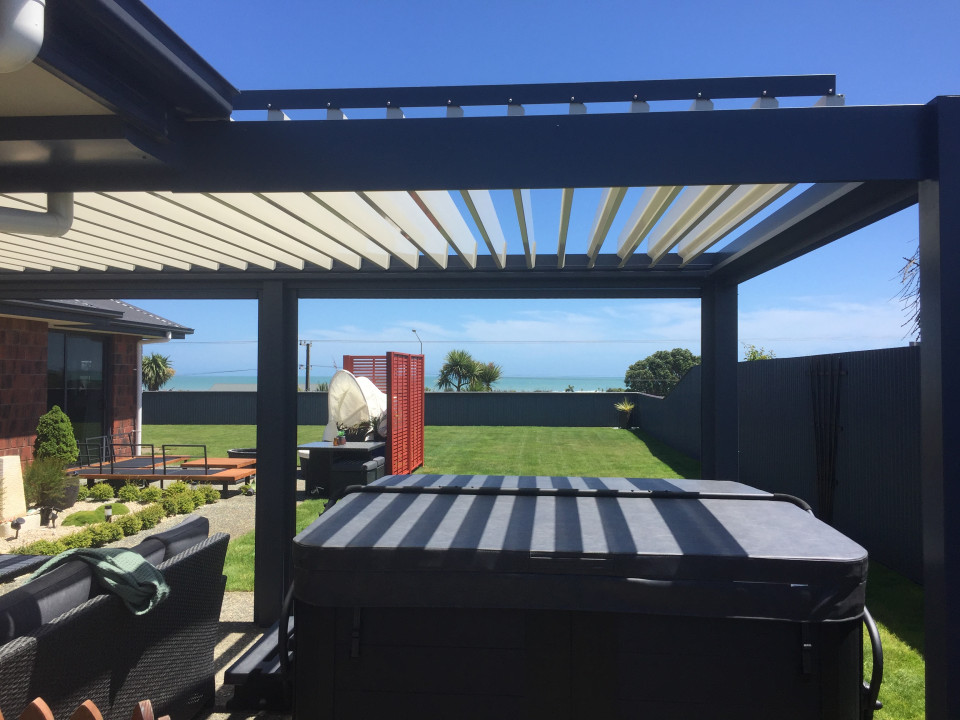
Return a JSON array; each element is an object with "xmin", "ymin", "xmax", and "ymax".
[{"xmin": 47, "ymin": 331, "xmax": 106, "ymax": 443}]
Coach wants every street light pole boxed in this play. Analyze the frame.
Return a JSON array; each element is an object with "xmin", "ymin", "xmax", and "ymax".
[
  {"xmin": 411, "ymin": 329, "xmax": 423, "ymax": 355},
  {"xmin": 299, "ymin": 340, "xmax": 312, "ymax": 390}
]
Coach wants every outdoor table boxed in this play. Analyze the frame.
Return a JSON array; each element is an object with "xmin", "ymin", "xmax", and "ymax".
[
  {"xmin": 291, "ymin": 474, "xmax": 874, "ymax": 720},
  {"xmin": 296, "ymin": 441, "xmax": 385, "ymax": 496},
  {"xmin": 0, "ymin": 554, "xmax": 46, "ymax": 583}
]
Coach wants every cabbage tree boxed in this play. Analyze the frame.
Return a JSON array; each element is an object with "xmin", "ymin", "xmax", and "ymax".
[{"xmin": 142, "ymin": 352, "xmax": 176, "ymax": 391}]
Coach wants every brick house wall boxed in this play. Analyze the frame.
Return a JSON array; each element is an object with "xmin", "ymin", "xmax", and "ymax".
[
  {"xmin": 0, "ymin": 318, "xmax": 48, "ymax": 464},
  {"xmin": 109, "ymin": 335, "xmax": 140, "ymax": 438},
  {"xmin": 0, "ymin": 322, "xmax": 144, "ymax": 465}
]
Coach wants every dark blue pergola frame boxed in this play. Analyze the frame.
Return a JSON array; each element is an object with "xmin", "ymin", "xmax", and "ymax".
[{"xmin": 1, "ymin": 5, "xmax": 956, "ymax": 713}]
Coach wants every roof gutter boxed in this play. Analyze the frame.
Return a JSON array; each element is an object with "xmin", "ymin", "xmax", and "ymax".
[
  {"xmin": 0, "ymin": 191, "xmax": 73, "ymax": 236},
  {"xmin": 0, "ymin": 0, "xmax": 44, "ymax": 73}
]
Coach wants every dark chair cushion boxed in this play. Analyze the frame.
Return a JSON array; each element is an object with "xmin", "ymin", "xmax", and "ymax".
[
  {"xmin": 0, "ymin": 561, "xmax": 94, "ymax": 644},
  {"xmin": 132, "ymin": 514, "xmax": 209, "ymax": 564}
]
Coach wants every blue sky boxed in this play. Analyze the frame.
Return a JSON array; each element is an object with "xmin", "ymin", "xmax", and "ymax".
[{"xmin": 132, "ymin": 1, "xmax": 958, "ymax": 382}]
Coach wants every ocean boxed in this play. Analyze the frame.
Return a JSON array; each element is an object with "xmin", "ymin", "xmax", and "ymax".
[{"xmin": 160, "ymin": 375, "xmax": 626, "ymax": 392}]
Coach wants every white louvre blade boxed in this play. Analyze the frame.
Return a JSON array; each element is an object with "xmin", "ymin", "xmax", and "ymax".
[
  {"xmin": 310, "ymin": 192, "xmax": 419, "ymax": 269},
  {"xmin": 617, "ymin": 186, "xmax": 682, "ymax": 266},
  {"xmin": 558, "ymin": 188, "xmax": 573, "ymax": 269},
  {"xmin": 260, "ymin": 192, "xmax": 391, "ymax": 269},
  {"xmin": 709, "ymin": 183, "xmax": 863, "ymax": 276},
  {"xmin": 6, "ymin": 234, "xmax": 126, "ymax": 270},
  {"xmin": 645, "ymin": 185, "xmax": 737, "ymax": 265},
  {"xmin": 152, "ymin": 192, "xmax": 309, "ymax": 269},
  {"xmin": 2, "ymin": 244, "xmax": 77, "ymax": 271},
  {"xmin": 1, "ymin": 193, "xmax": 213, "ymax": 270},
  {"xmin": 112, "ymin": 191, "xmax": 290, "ymax": 269},
  {"xmin": 0, "ymin": 195, "xmax": 161, "ymax": 269},
  {"xmin": 512, "ymin": 189, "xmax": 535, "ymax": 269},
  {"xmin": 0, "ymin": 259, "xmax": 30, "ymax": 271},
  {"xmin": 460, "ymin": 190, "xmax": 507, "ymax": 269},
  {"xmin": 74, "ymin": 194, "xmax": 242, "ymax": 269},
  {"xmin": 99, "ymin": 192, "xmax": 276, "ymax": 269},
  {"xmin": 678, "ymin": 183, "xmax": 794, "ymax": 265},
  {"xmin": 65, "ymin": 226, "xmax": 194, "ymax": 270},
  {"xmin": 586, "ymin": 187, "xmax": 627, "ymax": 267},
  {"xmin": 410, "ymin": 190, "xmax": 478, "ymax": 268},
  {"xmin": 207, "ymin": 193, "xmax": 348, "ymax": 269},
  {"xmin": 362, "ymin": 191, "xmax": 449, "ymax": 268}
]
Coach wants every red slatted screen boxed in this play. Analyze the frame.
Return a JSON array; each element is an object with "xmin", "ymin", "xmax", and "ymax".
[
  {"xmin": 342, "ymin": 355, "xmax": 388, "ymax": 392},
  {"xmin": 343, "ymin": 353, "xmax": 424, "ymax": 474}
]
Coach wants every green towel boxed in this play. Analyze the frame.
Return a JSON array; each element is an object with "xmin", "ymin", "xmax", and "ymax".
[{"xmin": 30, "ymin": 548, "xmax": 170, "ymax": 615}]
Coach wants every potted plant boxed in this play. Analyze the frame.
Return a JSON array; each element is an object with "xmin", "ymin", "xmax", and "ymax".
[
  {"xmin": 614, "ymin": 397, "xmax": 635, "ymax": 429},
  {"xmin": 338, "ymin": 420, "xmax": 373, "ymax": 442}
]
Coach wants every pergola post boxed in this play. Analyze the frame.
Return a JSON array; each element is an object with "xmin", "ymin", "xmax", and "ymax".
[
  {"xmin": 918, "ymin": 95, "xmax": 960, "ymax": 719},
  {"xmin": 700, "ymin": 280, "xmax": 739, "ymax": 479},
  {"xmin": 254, "ymin": 280, "xmax": 299, "ymax": 627}
]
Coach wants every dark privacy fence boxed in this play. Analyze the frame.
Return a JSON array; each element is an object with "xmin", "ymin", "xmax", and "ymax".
[
  {"xmin": 635, "ymin": 346, "xmax": 921, "ymax": 582},
  {"xmin": 738, "ymin": 346, "xmax": 922, "ymax": 582},
  {"xmin": 143, "ymin": 346, "xmax": 921, "ymax": 580},
  {"xmin": 142, "ymin": 390, "xmax": 645, "ymax": 428}
]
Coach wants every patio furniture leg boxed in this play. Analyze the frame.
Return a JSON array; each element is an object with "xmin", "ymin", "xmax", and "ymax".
[
  {"xmin": 18, "ymin": 698, "xmax": 54, "ymax": 720},
  {"xmin": 68, "ymin": 700, "xmax": 103, "ymax": 720}
]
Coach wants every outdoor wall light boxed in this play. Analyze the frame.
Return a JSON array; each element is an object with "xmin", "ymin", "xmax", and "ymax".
[
  {"xmin": 11, "ymin": 517, "xmax": 24, "ymax": 539},
  {"xmin": 104, "ymin": 504, "xmax": 112, "ymax": 522}
]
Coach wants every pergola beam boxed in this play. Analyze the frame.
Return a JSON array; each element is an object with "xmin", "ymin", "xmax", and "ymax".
[{"xmin": 0, "ymin": 105, "xmax": 929, "ymax": 193}]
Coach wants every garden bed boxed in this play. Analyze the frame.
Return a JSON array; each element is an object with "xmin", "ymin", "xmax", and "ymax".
[{"xmin": 1, "ymin": 500, "xmax": 152, "ymax": 552}]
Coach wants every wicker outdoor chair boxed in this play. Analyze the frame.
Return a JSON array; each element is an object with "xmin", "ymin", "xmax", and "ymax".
[{"xmin": 0, "ymin": 533, "xmax": 229, "ymax": 720}]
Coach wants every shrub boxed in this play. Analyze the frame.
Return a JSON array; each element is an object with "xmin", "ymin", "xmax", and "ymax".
[
  {"xmin": 33, "ymin": 405, "xmax": 78, "ymax": 465},
  {"xmin": 88, "ymin": 522, "xmax": 123, "ymax": 547},
  {"xmin": 88, "ymin": 482, "xmax": 114, "ymax": 502},
  {"xmin": 20, "ymin": 539, "xmax": 67, "ymax": 556},
  {"xmin": 200, "ymin": 486, "xmax": 220, "ymax": 504},
  {"xmin": 62, "ymin": 503, "xmax": 129, "ymax": 527},
  {"xmin": 140, "ymin": 486, "xmax": 163, "ymax": 503},
  {"xmin": 117, "ymin": 483, "xmax": 142, "ymax": 503},
  {"xmin": 114, "ymin": 513, "xmax": 143, "ymax": 537},
  {"xmin": 62, "ymin": 509, "xmax": 100, "ymax": 526},
  {"xmin": 137, "ymin": 503, "xmax": 165, "ymax": 529},
  {"xmin": 174, "ymin": 492, "xmax": 197, "ymax": 514},
  {"xmin": 61, "ymin": 528, "xmax": 94, "ymax": 549},
  {"xmin": 164, "ymin": 481, "xmax": 190, "ymax": 496},
  {"xmin": 160, "ymin": 495, "xmax": 179, "ymax": 517},
  {"xmin": 23, "ymin": 457, "xmax": 69, "ymax": 508}
]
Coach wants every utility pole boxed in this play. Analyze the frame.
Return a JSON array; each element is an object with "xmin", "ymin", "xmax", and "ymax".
[{"xmin": 299, "ymin": 340, "xmax": 312, "ymax": 391}]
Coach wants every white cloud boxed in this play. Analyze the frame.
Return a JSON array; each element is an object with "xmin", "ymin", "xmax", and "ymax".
[{"xmin": 738, "ymin": 298, "xmax": 909, "ymax": 357}]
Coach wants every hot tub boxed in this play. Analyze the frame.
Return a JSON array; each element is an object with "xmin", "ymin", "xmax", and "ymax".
[{"xmin": 292, "ymin": 475, "xmax": 879, "ymax": 720}]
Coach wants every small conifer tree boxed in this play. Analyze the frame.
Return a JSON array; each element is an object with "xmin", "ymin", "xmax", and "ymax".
[{"xmin": 34, "ymin": 405, "xmax": 79, "ymax": 466}]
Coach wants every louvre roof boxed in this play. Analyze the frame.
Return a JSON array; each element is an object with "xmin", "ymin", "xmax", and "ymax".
[
  {"xmin": 0, "ymin": 60, "xmax": 921, "ymax": 299},
  {"xmin": 0, "ymin": 3, "xmax": 924, "ymax": 296}
]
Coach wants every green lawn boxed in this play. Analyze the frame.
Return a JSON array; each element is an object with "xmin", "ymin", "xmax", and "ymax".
[
  {"xmin": 423, "ymin": 426, "xmax": 700, "ymax": 478},
  {"xmin": 143, "ymin": 423, "xmax": 924, "ymax": 714},
  {"xmin": 142, "ymin": 424, "xmax": 325, "ymax": 459}
]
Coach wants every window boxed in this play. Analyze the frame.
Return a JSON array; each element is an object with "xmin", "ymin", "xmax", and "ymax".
[{"xmin": 47, "ymin": 331, "xmax": 105, "ymax": 442}]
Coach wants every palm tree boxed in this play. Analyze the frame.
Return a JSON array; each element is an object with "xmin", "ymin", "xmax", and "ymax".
[
  {"xmin": 436, "ymin": 349, "xmax": 478, "ymax": 391},
  {"xmin": 471, "ymin": 362, "xmax": 502, "ymax": 391},
  {"xmin": 142, "ymin": 352, "xmax": 176, "ymax": 391}
]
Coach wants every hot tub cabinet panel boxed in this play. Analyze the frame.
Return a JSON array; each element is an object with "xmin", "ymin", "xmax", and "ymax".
[{"xmin": 293, "ymin": 475, "xmax": 870, "ymax": 720}]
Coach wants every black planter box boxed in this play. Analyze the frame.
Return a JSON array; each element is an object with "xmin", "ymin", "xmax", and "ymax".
[{"xmin": 293, "ymin": 475, "xmax": 869, "ymax": 720}]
